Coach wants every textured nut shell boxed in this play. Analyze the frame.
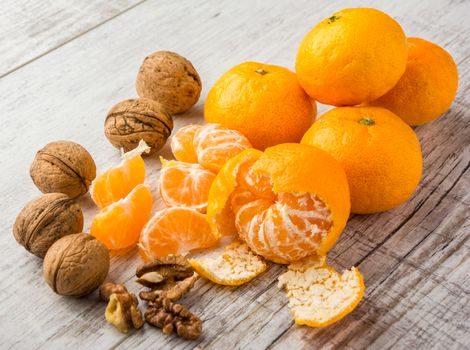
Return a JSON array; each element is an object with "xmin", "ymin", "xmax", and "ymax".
[
  {"xmin": 104, "ymin": 98, "xmax": 173, "ymax": 154},
  {"xmin": 13, "ymin": 193, "xmax": 83, "ymax": 258},
  {"xmin": 136, "ymin": 51, "xmax": 202, "ymax": 115},
  {"xmin": 30, "ymin": 141, "xmax": 96, "ymax": 198},
  {"xmin": 43, "ymin": 233, "xmax": 110, "ymax": 297}
]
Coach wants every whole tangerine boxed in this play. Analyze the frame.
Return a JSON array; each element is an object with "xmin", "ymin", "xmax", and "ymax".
[
  {"xmin": 301, "ymin": 107, "xmax": 422, "ymax": 214},
  {"xmin": 296, "ymin": 8, "xmax": 407, "ymax": 106},
  {"xmin": 204, "ymin": 62, "xmax": 316, "ymax": 150},
  {"xmin": 367, "ymin": 37, "xmax": 459, "ymax": 126}
]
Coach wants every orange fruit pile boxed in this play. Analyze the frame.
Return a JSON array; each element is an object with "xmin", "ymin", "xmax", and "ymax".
[{"xmin": 207, "ymin": 144, "xmax": 350, "ymax": 263}]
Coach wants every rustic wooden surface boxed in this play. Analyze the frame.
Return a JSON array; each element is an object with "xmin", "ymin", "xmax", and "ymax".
[{"xmin": 0, "ymin": 0, "xmax": 468, "ymax": 349}]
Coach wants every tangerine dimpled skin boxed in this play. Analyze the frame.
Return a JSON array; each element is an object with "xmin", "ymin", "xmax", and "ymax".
[
  {"xmin": 296, "ymin": 8, "xmax": 408, "ymax": 106},
  {"xmin": 204, "ymin": 62, "xmax": 316, "ymax": 150},
  {"xmin": 302, "ymin": 107, "xmax": 422, "ymax": 214},
  {"xmin": 367, "ymin": 37, "xmax": 459, "ymax": 126}
]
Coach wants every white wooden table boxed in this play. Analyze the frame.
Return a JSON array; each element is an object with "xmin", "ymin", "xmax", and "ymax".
[{"xmin": 1, "ymin": 0, "xmax": 469, "ymax": 349}]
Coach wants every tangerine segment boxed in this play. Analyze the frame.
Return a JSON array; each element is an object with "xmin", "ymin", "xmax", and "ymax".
[
  {"xmin": 171, "ymin": 124, "xmax": 202, "ymax": 163},
  {"xmin": 91, "ymin": 140, "xmax": 150, "ymax": 208},
  {"xmin": 207, "ymin": 149, "xmax": 264, "ymax": 238},
  {"xmin": 91, "ymin": 184, "xmax": 153, "ymax": 250},
  {"xmin": 207, "ymin": 144, "xmax": 350, "ymax": 263},
  {"xmin": 278, "ymin": 265, "xmax": 364, "ymax": 328},
  {"xmin": 158, "ymin": 159, "xmax": 216, "ymax": 213},
  {"xmin": 189, "ymin": 241, "xmax": 267, "ymax": 286},
  {"xmin": 138, "ymin": 207, "xmax": 218, "ymax": 260},
  {"xmin": 193, "ymin": 123, "xmax": 252, "ymax": 172}
]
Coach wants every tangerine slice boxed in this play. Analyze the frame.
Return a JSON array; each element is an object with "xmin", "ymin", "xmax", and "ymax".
[
  {"xmin": 158, "ymin": 158, "xmax": 216, "ymax": 213},
  {"xmin": 138, "ymin": 207, "xmax": 218, "ymax": 260},
  {"xmin": 170, "ymin": 124, "xmax": 202, "ymax": 163},
  {"xmin": 207, "ymin": 144, "xmax": 350, "ymax": 263},
  {"xmin": 278, "ymin": 264, "xmax": 364, "ymax": 327},
  {"xmin": 91, "ymin": 140, "xmax": 150, "ymax": 208},
  {"xmin": 189, "ymin": 240, "xmax": 266, "ymax": 286},
  {"xmin": 91, "ymin": 184, "xmax": 153, "ymax": 250},
  {"xmin": 193, "ymin": 123, "xmax": 252, "ymax": 172}
]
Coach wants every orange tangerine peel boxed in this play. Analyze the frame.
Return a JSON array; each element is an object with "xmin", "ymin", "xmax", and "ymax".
[
  {"xmin": 278, "ymin": 264, "xmax": 364, "ymax": 328},
  {"xmin": 189, "ymin": 240, "xmax": 267, "ymax": 286},
  {"xmin": 91, "ymin": 140, "xmax": 150, "ymax": 208},
  {"xmin": 91, "ymin": 184, "xmax": 153, "ymax": 250},
  {"xmin": 207, "ymin": 144, "xmax": 350, "ymax": 263},
  {"xmin": 158, "ymin": 157, "xmax": 216, "ymax": 213}
]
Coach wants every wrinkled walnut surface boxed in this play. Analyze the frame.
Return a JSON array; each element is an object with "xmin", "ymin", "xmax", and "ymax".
[
  {"xmin": 136, "ymin": 51, "xmax": 201, "ymax": 115},
  {"xmin": 30, "ymin": 140, "xmax": 96, "ymax": 198},
  {"xmin": 13, "ymin": 193, "xmax": 83, "ymax": 258},
  {"xmin": 136, "ymin": 254, "xmax": 194, "ymax": 289},
  {"xmin": 43, "ymin": 233, "xmax": 109, "ymax": 297},
  {"xmin": 105, "ymin": 98, "xmax": 173, "ymax": 154}
]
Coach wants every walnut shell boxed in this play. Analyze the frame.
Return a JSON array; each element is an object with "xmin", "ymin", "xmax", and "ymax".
[
  {"xmin": 104, "ymin": 98, "xmax": 173, "ymax": 154},
  {"xmin": 30, "ymin": 141, "xmax": 96, "ymax": 198},
  {"xmin": 43, "ymin": 233, "xmax": 109, "ymax": 297},
  {"xmin": 136, "ymin": 51, "xmax": 202, "ymax": 115},
  {"xmin": 13, "ymin": 193, "xmax": 84, "ymax": 258}
]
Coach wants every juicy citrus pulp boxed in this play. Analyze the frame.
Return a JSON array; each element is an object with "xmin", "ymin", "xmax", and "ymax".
[
  {"xmin": 158, "ymin": 158, "xmax": 216, "ymax": 213},
  {"xmin": 207, "ymin": 144, "xmax": 350, "ymax": 263},
  {"xmin": 91, "ymin": 140, "xmax": 150, "ymax": 208},
  {"xmin": 189, "ymin": 240, "xmax": 266, "ymax": 286},
  {"xmin": 171, "ymin": 124, "xmax": 202, "ymax": 163},
  {"xmin": 193, "ymin": 123, "xmax": 252, "ymax": 172},
  {"xmin": 278, "ymin": 264, "xmax": 364, "ymax": 327},
  {"xmin": 91, "ymin": 184, "xmax": 153, "ymax": 250},
  {"xmin": 138, "ymin": 207, "xmax": 218, "ymax": 260}
]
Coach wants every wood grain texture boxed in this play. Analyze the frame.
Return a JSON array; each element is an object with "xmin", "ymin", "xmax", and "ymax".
[{"xmin": 0, "ymin": 0, "xmax": 468, "ymax": 349}]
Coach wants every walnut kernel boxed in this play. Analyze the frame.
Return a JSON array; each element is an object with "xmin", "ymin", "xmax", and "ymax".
[
  {"xmin": 136, "ymin": 51, "xmax": 202, "ymax": 115},
  {"xmin": 30, "ymin": 140, "xmax": 96, "ymax": 198},
  {"xmin": 43, "ymin": 233, "xmax": 109, "ymax": 297},
  {"xmin": 13, "ymin": 193, "xmax": 83, "ymax": 258},
  {"xmin": 104, "ymin": 98, "xmax": 173, "ymax": 154}
]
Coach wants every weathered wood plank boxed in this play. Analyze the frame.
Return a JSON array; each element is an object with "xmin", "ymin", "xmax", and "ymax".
[
  {"xmin": 0, "ymin": 0, "xmax": 468, "ymax": 349},
  {"xmin": 0, "ymin": 0, "xmax": 143, "ymax": 77}
]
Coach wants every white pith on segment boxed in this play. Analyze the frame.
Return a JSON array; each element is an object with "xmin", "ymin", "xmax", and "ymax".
[
  {"xmin": 278, "ymin": 266, "xmax": 364, "ymax": 326},
  {"xmin": 193, "ymin": 123, "xmax": 252, "ymax": 171},
  {"xmin": 158, "ymin": 161, "xmax": 215, "ymax": 212},
  {"xmin": 189, "ymin": 241, "xmax": 266, "ymax": 285},
  {"xmin": 228, "ymin": 161, "xmax": 333, "ymax": 262},
  {"xmin": 170, "ymin": 124, "xmax": 201, "ymax": 160}
]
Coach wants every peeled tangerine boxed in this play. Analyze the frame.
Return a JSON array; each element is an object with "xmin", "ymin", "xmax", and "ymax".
[
  {"xmin": 91, "ymin": 140, "xmax": 150, "ymax": 208},
  {"xmin": 91, "ymin": 184, "xmax": 153, "ymax": 250},
  {"xmin": 189, "ymin": 240, "xmax": 267, "ymax": 286},
  {"xmin": 207, "ymin": 144, "xmax": 351, "ymax": 264},
  {"xmin": 158, "ymin": 158, "xmax": 216, "ymax": 213},
  {"xmin": 138, "ymin": 207, "xmax": 218, "ymax": 261},
  {"xmin": 278, "ymin": 254, "xmax": 364, "ymax": 328}
]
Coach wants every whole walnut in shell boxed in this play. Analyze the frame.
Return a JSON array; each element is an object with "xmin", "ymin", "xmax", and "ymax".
[
  {"xmin": 30, "ymin": 140, "xmax": 96, "ymax": 198},
  {"xmin": 136, "ymin": 51, "xmax": 202, "ymax": 115},
  {"xmin": 13, "ymin": 193, "xmax": 83, "ymax": 258},
  {"xmin": 43, "ymin": 233, "xmax": 110, "ymax": 297},
  {"xmin": 104, "ymin": 98, "xmax": 173, "ymax": 154}
]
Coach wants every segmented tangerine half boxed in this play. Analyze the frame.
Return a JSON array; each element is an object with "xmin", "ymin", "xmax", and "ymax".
[
  {"xmin": 207, "ymin": 144, "xmax": 350, "ymax": 263},
  {"xmin": 91, "ymin": 140, "xmax": 150, "ymax": 208},
  {"xmin": 158, "ymin": 158, "xmax": 216, "ymax": 213},
  {"xmin": 170, "ymin": 124, "xmax": 202, "ymax": 163},
  {"xmin": 138, "ymin": 207, "xmax": 218, "ymax": 261},
  {"xmin": 91, "ymin": 184, "xmax": 153, "ymax": 250},
  {"xmin": 193, "ymin": 123, "xmax": 252, "ymax": 172}
]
